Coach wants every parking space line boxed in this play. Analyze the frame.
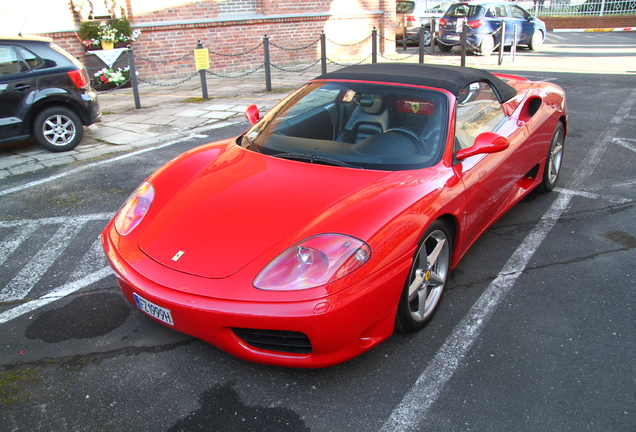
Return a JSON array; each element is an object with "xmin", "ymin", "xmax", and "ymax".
[{"xmin": 381, "ymin": 90, "xmax": 636, "ymax": 432}]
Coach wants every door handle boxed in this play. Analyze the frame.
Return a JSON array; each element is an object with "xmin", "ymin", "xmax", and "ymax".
[{"xmin": 14, "ymin": 84, "xmax": 31, "ymax": 91}]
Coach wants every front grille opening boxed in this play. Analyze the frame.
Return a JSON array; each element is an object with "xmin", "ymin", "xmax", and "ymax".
[{"xmin": 232, "ymin": 328, "xmax": 312, "ymax": 354}]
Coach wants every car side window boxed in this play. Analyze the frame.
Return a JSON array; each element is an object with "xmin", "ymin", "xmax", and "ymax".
[
  {"xmin": 15, "ymin": 46, "xmax": 44, "ymax": 69},
  {"xmin": 0, "ymin": 45, "xmax": 26, "ymax": 76},
  {"xmin": 455, "ymin": 82, "xmax": 506, "ymax": 150},
  {"xmin": 508, "ymin": 5, "xmax": 527, "ymax": 19}
]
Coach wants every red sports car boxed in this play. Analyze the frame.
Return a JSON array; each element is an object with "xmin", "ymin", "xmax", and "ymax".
[{"xmin": 102, "ymin": 63, "xmax": 566, "ymax": 368}]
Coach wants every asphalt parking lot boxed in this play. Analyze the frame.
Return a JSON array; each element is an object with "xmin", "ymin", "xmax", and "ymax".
[{"xmin": 1, "ymin": 31, "xmax": 635, "ymax": 431}]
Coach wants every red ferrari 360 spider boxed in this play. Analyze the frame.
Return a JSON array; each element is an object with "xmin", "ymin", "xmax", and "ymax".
[{"xmin": 102, "ymin": 63, "xmax": 566, "ymax": 368}]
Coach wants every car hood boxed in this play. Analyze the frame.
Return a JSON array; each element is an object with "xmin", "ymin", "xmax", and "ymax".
[{"xmin": 139, "ymin": 146, "xmax": 390, "ymax": 279}]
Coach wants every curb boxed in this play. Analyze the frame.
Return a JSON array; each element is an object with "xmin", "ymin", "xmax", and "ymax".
[{"xmin": 553, "ymin": 27, "xmax": 636, "ymax": 32}]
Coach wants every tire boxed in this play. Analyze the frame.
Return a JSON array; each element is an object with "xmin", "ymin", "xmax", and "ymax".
[
  {"xmin": 419, "ymin": 27, "xmax": 432, "ymax": 46},
  {"xmin": 538, "ymin": 122, "xmax": 565, "ymax": 193},
  {"xmin": 33, "ymin": 107, "xmax": 84, "ymax": 152},
  {"xmin": 395, "ymin": 220, "xmax": 452, "ymax": 333},
  {"xmin": 437, "ymin": 41, "xmax": 454, "ymax": 52},
  {"xmin": 529, "ymin": 30, "xmax": 544, "ymax": 50},
  {"xmin": 477, "ymin": 34, "xmax": 495, "ymax": 56}
]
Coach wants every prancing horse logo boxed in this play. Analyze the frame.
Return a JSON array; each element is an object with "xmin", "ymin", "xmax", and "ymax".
[
  {"xmin": 172, "ymin": 251, "xmax": 185, "ymax": 261},
  {"xmin": 411, "ymin": 102, "xmax": 420, "ymax": 114}
]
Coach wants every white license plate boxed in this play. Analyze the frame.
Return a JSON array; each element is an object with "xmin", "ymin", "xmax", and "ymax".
[
  {"xmin": 134, "ymin": 293, "xmax": 174, "ymax": 326},
  {"xmin": 448, "ymin": 35, "xmax": 461, "ymax": 41}
]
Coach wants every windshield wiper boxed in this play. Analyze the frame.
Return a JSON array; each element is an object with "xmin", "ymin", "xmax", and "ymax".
[{"xmin": 273, "ymin": 153, "xmax": 362, "ymax": 169}]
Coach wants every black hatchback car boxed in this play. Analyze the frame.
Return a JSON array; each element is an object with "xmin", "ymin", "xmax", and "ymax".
[{"xmin": 0, "ymin": 35, "xmax": 101, "ymax": 152}]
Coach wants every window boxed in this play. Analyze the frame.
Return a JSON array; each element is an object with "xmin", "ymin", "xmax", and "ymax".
[
  {"xmin": 0, "ymin": 45, "xmax": 25, "ymax": 76},
  {"xmin": 15, "ymin": 46, "xmax": 43, "ymax": 69},
  {"xmin": 509, "ymin": 5, "xmax": 528, "ymax": 19},
  {"xmin": 455, "ymin": 82, "xmax": 506, "ymax": 150}
]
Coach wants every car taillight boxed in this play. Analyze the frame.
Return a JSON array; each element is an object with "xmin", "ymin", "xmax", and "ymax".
[
  {"xmin": 405, "ymin": 14, "xmax": 417, "ymax": 22},
  {"xmin": 439, "ymin": 18, "xmax": 447, "ymax": 26},
  {"xmin": 467, "ymin": 19, "xmax": 484, "ymax": 28},
  {"xmin": 68, "ymin": 69, "xmax": 89, "ymax": 89}
]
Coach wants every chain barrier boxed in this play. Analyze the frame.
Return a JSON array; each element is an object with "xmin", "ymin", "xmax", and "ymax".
[
  {"xmin": 133, "ymin": 51, "xmax": 193, "ymax": 64},
  {"xmin": 271, "ymin": 59, "xmax": 322, "ymax": 73},
  {"xmin": 205, "ymin": 65, "xmax": 264, "ymax": 78},
  {"xmin": 137, "ymin": 72, "xmax": 199, "ymax": 87},
  {"xmin": 377, "ymin": 33, "xmax": 397, "ymax": 43},
  {"xmin": 119, "ymin": 25, "xmax": 515, "ymax": 108},
  {"xmin": 326, "ymin": 35, "xmax": 372, "ymax": 47},
  {"xmin": 379, "ymin": 50, "xmax": 421, "ymax": 61},
  {"xmin": 208, "ymin": 42, "xmax": 263, "ymax": 57},
  {"xmin": 326, "ymin": 54, "xmax": 373, "ymax": 68},
  {"xmin": 269, "ymin": 38, "xmax": 321, "ymax": 51}
]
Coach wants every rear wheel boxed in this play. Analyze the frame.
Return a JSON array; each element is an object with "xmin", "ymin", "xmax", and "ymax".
[
  {"xmin": 477, "ymin": 35, "xmax": 495, "ymax": 56},
  {"xmin": 419, "ymin": 27, "xmax": 432, "ymax": 46},
  {"xmin": 538, "ymin": 122, "xmax": 565, "ymax": 193},
  {"xmin": 395, "ymin": 220, "xmax": 452, "ymax": 333},
  {"xmin": 33, "ymin": 107, "xmax": 83, "ymax": 152}
]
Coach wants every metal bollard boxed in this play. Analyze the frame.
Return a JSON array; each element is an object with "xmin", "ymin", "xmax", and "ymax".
[
  {"xmin": 320, "ymin": 31, "xmax": 327, "ymax": 75},
  {"xmin": 127, "ymin": 48, "xmax": 141, "ymax": 109},
  {"xmin": 419, "ymin": 24, "xmax": 425, "ymax": 63},
  {"xmin": 498, "ymin": 20, "xmax": 506, "ymax": 65},
  {"xmin": 460, "ymin": 23, "xmax": 467, "ymax": 67},
  {"xmin": 263, "ymin": 35, "xmax": 272, "ymax": 92},
  {"xmin": 372, "ymin": 27, "xmax": 378, "ymax": 63},
  {"xmin": 196, "ymin": 40, "xmax": 208, "ymax": 100}
]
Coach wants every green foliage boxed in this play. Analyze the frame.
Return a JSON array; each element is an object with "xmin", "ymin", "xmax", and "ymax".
[
  {"xmin": 111, "ymin": 17, "xmax": 132, "ymax": 37},
  {"xmin": 78, "ymin": 21, "xmax": 101, "ymax": 41}
]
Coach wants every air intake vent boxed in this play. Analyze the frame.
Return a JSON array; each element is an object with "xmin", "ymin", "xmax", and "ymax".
[{"xmin": 232, "ymin": 328, "xmax": 312, "ymax": 354}]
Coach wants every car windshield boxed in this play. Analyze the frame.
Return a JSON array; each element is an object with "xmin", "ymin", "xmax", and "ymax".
[
  {"xmin": 445, "ymin": 3, "xmax": 480, "ymax": 17},
  {"xmin": 240, "ymin": 81, "xmax": 449, "ymax": 171}
]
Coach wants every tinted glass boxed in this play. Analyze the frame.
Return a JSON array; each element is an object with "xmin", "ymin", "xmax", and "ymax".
[
  {"xmin": 445, "ymin": 4, "xmax": 480, "ymax": 17},
  {"xmin": 15, "ymin": 46, "xmax": 44, "ymax": 69},
  {"xmin": 397, "ymin": 1, "xmax": 416, "ymax": 13},
  {"xmin": 0, "ymin": 45, "xmax": 25, "ymax": 75},
  {"xmin": 242, "ymin": 81, "xmax": 449, "ymax": 171}
]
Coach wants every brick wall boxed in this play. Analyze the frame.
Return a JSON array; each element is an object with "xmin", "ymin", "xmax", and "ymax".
[
  {"xmin": 542, "ymin": 15, "xmax": 636, "ymax": 30},
  {"xmin": 34, "ymin": 0, "xmax": 394, "ymax": 82}
]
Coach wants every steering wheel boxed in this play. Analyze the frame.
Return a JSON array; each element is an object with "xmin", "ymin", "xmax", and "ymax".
[{"xmin": 384, "ymin": 128, "xmax": 427, "ymax": 154}]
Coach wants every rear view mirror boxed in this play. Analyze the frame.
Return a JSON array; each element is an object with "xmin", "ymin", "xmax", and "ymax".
[
  {"xmin": 244, "ymin": 104, "xmax": 260, "ymax": 125},
  {"xmin": 456, "ymin": 132, "xmax": 509, "ymax": 160}
]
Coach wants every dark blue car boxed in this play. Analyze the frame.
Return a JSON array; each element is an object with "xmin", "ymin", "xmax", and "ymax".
[{"xmin": 437, "ymin": 1, "xmax": 546, "ymax": 56}]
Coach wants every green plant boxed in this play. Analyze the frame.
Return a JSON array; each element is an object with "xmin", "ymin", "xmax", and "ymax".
[
  {"xmin": 111, "ymin": 17, "xmax": 132, "ymax": 37},
  {"xmin": 78, "ymin": 21, "xmax": 100, "ymax": 41}
]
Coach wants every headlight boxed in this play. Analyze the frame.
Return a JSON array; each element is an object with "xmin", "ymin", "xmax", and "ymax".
[
  {"xmin": 254, "ymin": 234, "xmax": 371, "ymax": 291},
  {"xmin": 114, "ymin": 182, "xmax": 155, "ymax": 236}
]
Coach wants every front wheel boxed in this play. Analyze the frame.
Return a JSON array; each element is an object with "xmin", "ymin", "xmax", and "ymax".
[
  {"xmin": 33, "ymin": 107, "xmax": 83, "ymax": 152},
  {"xmin": 395, "ymin": 220, "xmax": 452, "ymax": 333},
  {"xmin": 538, "ymin": 122, "xmax": 565, "ymax": 193},
  {"xmin": 529, "ymin": 30, "xmax": 544, "ymax": 50}
]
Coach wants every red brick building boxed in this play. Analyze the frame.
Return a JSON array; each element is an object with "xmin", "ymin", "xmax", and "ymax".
[{"xmin": 1, "ymin": 0, "xmax": 398, "ymax": 80}]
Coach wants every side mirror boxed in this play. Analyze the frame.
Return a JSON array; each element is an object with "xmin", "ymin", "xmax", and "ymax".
[
  {"xmin": 244, "ymin": 104, "xmax": 260, "ymax": 125},
  {"xmin": 456, "ymin": 132, "xmax": 509, "ymax": 160}
]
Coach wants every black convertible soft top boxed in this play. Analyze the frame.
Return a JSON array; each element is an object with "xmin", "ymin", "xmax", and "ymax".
[{"xmin": 315, "ymin": 63, "xmax": 518, "ymax": 102}]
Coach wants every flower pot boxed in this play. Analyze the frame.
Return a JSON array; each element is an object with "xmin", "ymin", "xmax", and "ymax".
[{"xmin": 101, "ymin": 41, "xmax": 114, "ymax": 50}]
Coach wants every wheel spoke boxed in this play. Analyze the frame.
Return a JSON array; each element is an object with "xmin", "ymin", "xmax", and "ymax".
[
  {"xmin": 408, "ymin": 269, "xmax": 425, "ymax": 297},
  {"xmin": 428, "ymin": 270, "xmax": 444, "ymax": 286},
  {"xmin": 426, "ymin": 237, "xmax": 446, "ymax": 269}
]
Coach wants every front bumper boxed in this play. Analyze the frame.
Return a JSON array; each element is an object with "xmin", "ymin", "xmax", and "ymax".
[{"xmin": 102, "ymin": 226, "xmax": 411, "ymax": 368}]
